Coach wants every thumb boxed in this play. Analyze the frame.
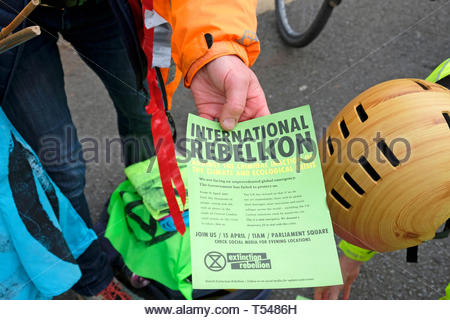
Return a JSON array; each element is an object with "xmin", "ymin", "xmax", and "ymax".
[{"xmin": 219, "ymin": 73, "xmax": 249, "ymax": 131}]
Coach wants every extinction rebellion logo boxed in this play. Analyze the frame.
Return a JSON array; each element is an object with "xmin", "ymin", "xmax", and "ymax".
[
  {"xmin": 204, "ymin": 252, "xmax": 226, "ymax": 271},
  {"xmin": 204, "ymin": 252, "xmax": 272, "ymax": 271}
]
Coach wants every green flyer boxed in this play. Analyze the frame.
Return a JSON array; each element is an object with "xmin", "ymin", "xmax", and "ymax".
[{"xmin": 185, "ymin": 106, "xmax": 343, "ymax": 289}]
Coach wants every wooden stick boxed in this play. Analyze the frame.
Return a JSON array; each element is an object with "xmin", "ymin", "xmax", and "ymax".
[
  {"xmin": 0, "ymin": 0, "xmax": 40, "ymax": 40},
  {"xmin": 0, "ymin": 26, "xmax": 41, "ymax": 54}
]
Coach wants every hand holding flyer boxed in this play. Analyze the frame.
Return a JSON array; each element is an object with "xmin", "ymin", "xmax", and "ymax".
[{"xmin": 186, "ymin": 106, "xmax": 343, "ymax": 289}]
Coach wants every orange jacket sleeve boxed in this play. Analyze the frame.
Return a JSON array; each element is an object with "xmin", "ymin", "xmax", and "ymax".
[{"xmin": 156, "ymin": 0, "xmax": 260, "ymax": 87}]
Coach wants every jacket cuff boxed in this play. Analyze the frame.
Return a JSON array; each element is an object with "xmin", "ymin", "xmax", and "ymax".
[{"xmin": 184, "ymin": 40, "xmax": 250, "ymax": 88}]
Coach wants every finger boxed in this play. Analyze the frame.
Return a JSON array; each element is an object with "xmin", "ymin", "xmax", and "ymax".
[
  {"xmin": 198, "ymin": 112, "xmax": 215, "ymax": 120},
  {"xmin": 219, "ymin": 73, "xmax": 249, "ymax": 131},
  {"xmin": 328, "ymin": 287, "xmax": 341, "ymax": 300},
  {"xmin": 313, "ymin": 289, "xmax": 322, "ymax": 300},
  {"xmin": 254, "ymin": 104, "xmax": 271, "ymax": 118},
  {"xmin": 196, "ymin": 102, "xmax": 223, "ymax": 121},
  {"xmin": 252, "ymin": 96, "xmax": 270, "ymax": 118},
  {"xmin": 241, "ymin": 94, "xmax": 270, "ymax": 121},
  {"xmin": 314, "ymin": 287, "xmax": 328, "ymax": 300},
  {"xmin": 250, "ymin": 81, "xmax": 270, "ymax": 118},
  {"xmin": 238, "ymin": 79, "xmax": 270, "ymax": 122},
  {"xmin": 342, "ymin": 283, "xmax": 352, "ymax": 300}
]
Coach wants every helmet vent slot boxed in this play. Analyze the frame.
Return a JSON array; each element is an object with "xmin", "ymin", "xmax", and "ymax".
[
  {"xmin": 414, "ymin": 80, "xmax": 430, "ymax": 90},
  {"xmin": 331, "ymin": 189, "xmax": 351, "ymax": 209},
  {"xmin": 339, "ymin": 120, "xmax": 350, "ymax": 138},
  {"xmin": 376, "ymin": 140, "xmax": 400, "ymax": 167},
  {"xmin": 356, "ymin": 104, "xmax": 368, "ymax": 122},
  {"xmin": 358, "ymin": 156, "xmax": 381, "ymax": 181},
  {"xmin": 343, "ymin": 172, "xmax": 365, "ymax": 195},
  {"xmin": 327, "ymin": 136, "xmax": 335, "ymax": 155},
  {"xmin": 443, "ymin": 112, "xmax": 450, "ymax": 129}
]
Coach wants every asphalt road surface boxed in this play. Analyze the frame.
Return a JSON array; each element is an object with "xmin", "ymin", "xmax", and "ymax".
[{"xmin": 59, "ymin": 0, "xmax": 449, "ymax": 300}]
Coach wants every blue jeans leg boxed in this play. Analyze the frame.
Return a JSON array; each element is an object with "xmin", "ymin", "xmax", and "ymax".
[
  {"xmin": 3, "ymin": 0, "xmax": 155, "ymax": 296},
  {"xmin": 2, "ymin": 11, "xmax": 113, "ymax": 296},
  {"xmin": 61, "ymin": 0, "xmax": 155, "ymax": 166}
]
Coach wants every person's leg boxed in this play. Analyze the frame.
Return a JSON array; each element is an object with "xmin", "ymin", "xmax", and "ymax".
[
  {"xmin": 61, "ymin": 0, "xmax": 154, "ymax": 166},
  {"xmin": 2, "ymin": 9, "xmax": 113, "ymax": 296}
]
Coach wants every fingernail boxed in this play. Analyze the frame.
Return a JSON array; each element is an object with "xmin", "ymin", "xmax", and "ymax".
[{"xmin": 222, "ymin": 118, "xmax": 236, "ymax": 130}]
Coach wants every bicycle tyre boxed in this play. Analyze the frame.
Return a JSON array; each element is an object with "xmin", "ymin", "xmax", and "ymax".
[{"xmin": 275, "ymin": 0, "xmax": 338, "ymax": 48}]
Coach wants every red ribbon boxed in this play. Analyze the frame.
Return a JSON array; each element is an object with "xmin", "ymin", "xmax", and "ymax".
[
  {"xmin": 129, "ymin": 0, "xmax": 187, "ymax": 235},
  {"xmin": 147, "ymin": 74, "xmax": 187, "ymax": 235}
]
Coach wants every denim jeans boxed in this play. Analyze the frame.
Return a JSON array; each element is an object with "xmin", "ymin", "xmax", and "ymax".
[{"xmin": 1, "ymin": 0, "xmax": 153, "ymax": 296}]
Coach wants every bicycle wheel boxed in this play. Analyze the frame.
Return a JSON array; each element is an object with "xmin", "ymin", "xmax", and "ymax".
[{"xmin": 275, "ymin": 0, "xmax": 340, "ymax": 48}]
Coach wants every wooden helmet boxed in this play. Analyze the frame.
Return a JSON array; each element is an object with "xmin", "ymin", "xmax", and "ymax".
[{"xmin": 319, "ymin": 79, "xmax": 450, "ymax": 252}]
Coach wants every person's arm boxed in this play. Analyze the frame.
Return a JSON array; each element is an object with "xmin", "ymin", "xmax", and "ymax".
[
  {"xmin": 314, "ymin": 240, "xmax": 377, "ymax": 300},
  {"xmin": 168, "ymin": 0, "xmax": 269, "ymax": 130},
  {"xmin": 314, "ymin": 253, "xmax": 363, "ymax": 300},
  {"xmin": 168, "ymin": 0, "xmax": 260, "ymax": 86}
]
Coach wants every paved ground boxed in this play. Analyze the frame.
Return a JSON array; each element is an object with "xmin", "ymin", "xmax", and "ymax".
[{"xmin": 59, "ymin": 0, "xmax": 449, "ymax": 299}]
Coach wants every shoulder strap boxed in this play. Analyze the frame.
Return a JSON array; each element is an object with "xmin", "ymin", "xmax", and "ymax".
[
  {"xmin": 406, "ymin": 246, "xmax": 418, "ymax": 263},
  {"xmin": 436, "ymin": 75, "xmax": 450, "ymax": 89},
  {"xmin": 434, "ymin": 219, "xmax": 450, "ymax": 240},
  {"xmin": 406, "ymin": 219, "xmax": 449, "ymax": 263}
]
